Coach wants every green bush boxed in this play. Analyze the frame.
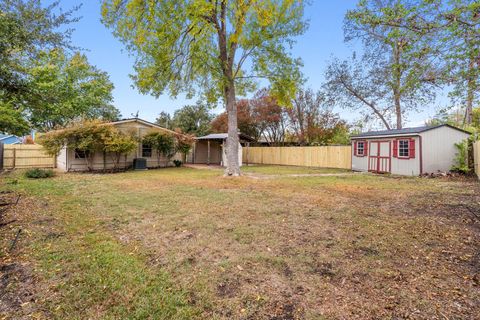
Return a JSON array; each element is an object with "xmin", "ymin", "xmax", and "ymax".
[
  {"xmin": 451, "ymin": 140, "xmax": 469, "ymax": 174},
  {"xmin": 24, "ymin": 168, "xmax": 55, "ymax": 179},
  {"xmin": 173, "ymin": 159, "xmax": 182, "ymax": 167}
]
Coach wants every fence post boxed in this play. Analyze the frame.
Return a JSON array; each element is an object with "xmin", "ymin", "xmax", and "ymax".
[
  {"xmin": 0, "ymin": 142, "xmax": 3, "ymax": 171},
  {"xmin": 12, "ymin": 147, "xmax": 16, "ymax": 169}
]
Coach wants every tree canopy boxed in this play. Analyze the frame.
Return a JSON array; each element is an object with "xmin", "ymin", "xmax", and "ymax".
[
  {"xmin": 155, "ymin": 103, "xmax": 213, "ymax": 136},
  {"xmin": 26, "ymin": 49, "xmax": 118, "ymax": 131},
  {"xmin": 0, "ymin": 0, "xmax": 119, "ymax": 135},
  {"xmin": 325, "ymin": 0, "xmax": 439, "ymax": 130}
]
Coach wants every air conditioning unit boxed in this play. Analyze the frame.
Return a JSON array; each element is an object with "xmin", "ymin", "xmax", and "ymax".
[{"xmin": 133, "ymin": 158, "xmax": 147, "ymax": 170}]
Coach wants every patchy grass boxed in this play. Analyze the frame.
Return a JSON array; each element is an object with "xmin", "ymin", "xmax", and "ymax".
[
  {"xmin": 1, "ymin": 166, "xmax": 479, "ymax": 319},
  {"xmin": 241, "ymin": 164, "xmax": 350, "ymax": 175}
]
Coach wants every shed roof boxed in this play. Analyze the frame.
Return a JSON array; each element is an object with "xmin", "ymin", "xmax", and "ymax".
[
  {"xmin": 351, "ymin": 124, "xmax": 471, "ymax": 139},
  {"xmin": 196, "ymin": 133, "xmax": 255, "ymax": 142}
]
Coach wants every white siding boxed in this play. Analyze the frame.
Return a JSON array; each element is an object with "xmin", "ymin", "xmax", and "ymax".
[
  {"xmin": 390, "ymin": 137, "xmax": 420, "ymax": 176},
  {"xmin": 420, "ymin": 126, "xmax": 470, "ymax": 173},
  {"xmin": 351, "ymin": 141, "xmax": 368, "ymax": 172},
  {"xmin": 56, "ymin": 147, "xmax": 68, "ymax": 171}
]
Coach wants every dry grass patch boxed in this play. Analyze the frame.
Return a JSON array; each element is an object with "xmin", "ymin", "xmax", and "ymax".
[{"xmin": 1, "ymin": 167, "xmax": 479, "ymax": 319}]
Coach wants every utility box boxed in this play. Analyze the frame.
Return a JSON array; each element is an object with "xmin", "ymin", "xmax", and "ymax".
[{"xmin": 133, "ymin": 158, "xmax": 147, "ymax": 170}]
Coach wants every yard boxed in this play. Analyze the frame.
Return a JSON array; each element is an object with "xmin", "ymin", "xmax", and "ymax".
[{"xmin": 1, "ymin": 166, "xmax": 479, "ymax": 319}]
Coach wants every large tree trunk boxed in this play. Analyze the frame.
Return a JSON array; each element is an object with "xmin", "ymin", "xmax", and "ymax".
[
  {"xmin": 394, "ymin": 92, "xmax": 402, "ymax": 129},
  {"xmin": 225, "ymin": 80, "xmax": 240, "ymax": 176},
  {"xmin": 393, "ymin": 43, "xmax": 403, "ymax": 129},
  {"xmin": 465, "ymin": 55, "xmax": 475, "ymax": 125}
]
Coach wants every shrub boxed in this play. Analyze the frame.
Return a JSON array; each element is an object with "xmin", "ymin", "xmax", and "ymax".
[
  {"xmin": 173, "ymin": 159, "xmax": 182, "ymax": 167},
  {"xmin": 25, "ymin": 168, "xmax": 55, "ymax": 179},
  {"xmin": 39, "ymin": 120, "xmax": 138, "ymax": 171},
  {"xmin": 451, "ymin": 140, "xmax": 469, "ymax": 174},
  {"xmin": 175, "ymin": 130, "xmax": 195, "ymax": 162},
  {"xmin": 142, "ymin": 132, "xmax": 176, "ymax": 167}
]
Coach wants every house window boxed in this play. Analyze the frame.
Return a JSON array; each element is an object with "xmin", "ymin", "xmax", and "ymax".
[
  {"xmin": 357, "ymin": 141, "xmax": 365, "ymax": 156},
  {"xmin": 74, "ymin": 149, "xmax": 88, "ymax": 159},
  {"xmin": 142, "ymin": 143, "xmax": 152, "ymax": 157},
  {"xmin": 398, "ymin": 140, "xmax": 409, "ymax": 158}
]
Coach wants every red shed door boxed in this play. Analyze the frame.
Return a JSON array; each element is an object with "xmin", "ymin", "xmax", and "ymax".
[{"xmin": 368, "ymin": 141, "xmax": 391, "ymax": 173}]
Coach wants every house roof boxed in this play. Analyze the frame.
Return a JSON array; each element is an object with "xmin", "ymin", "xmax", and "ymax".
[
  {"xmin": 351, "ymin": 124, "xmax": 471, "ymax": 139},
  {"xmin": 0, "ymin": 134, "xmax": 13, "ymax": 140},
  {"xmin": 111, "ymin": 118, "xmax": 179, "ymax": 135},
  {"xmin": 196, "ymin": 133, "xmax": 256, "ymax": 142},
  {"xmin": 0, "ymin": 134, "xmax": 22, "ymax": 144}
]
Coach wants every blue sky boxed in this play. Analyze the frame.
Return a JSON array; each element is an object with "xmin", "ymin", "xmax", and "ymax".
[{"xmin": 57, "ymin": 0, "xmax": 443, "ymax": 127}]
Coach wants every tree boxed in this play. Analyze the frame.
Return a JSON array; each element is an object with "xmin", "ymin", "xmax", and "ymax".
[
  {"xmin": 26, "ymin": 49, "xmax": 118, "ymax": 131},
  {"xmin": 251, "ymin": 89, "xmax": 287, "ymax": 145},
  {"xmin": 155, "ymin": 111, "xmax": 172, "ymax": 129},
  {"xmin": 101, "ymin": 0, "xmax": 307, "ymax": 176},
  {"xmin": 40, "ymin": 120, "xmax": 112, "ymax": 171},
  {"xmin": 0, "ymin": 0, "xmax": 79, "ymax": 133},
  {"xmin": 325, "ymin": 0, "xmax": 438, "ymax": 129},
  {"xmin": 175, "ymin": 130, "xmax": 196, "ymax": 163},
  {"xmin": 420, "ymin": 1, "xmax": 480, "ymax": 125},
  {"xmin": 142, "ymin": 132, "xmax": 176, "ymax": 167},
  {"xmin": 104, "ymin": 130, "xmax": 137, "ymax": 170},
  {"xmin": 0, "ymin": 101, "xmax": 29, "ymax": 135},
  {"xmin": 170, "ymin": 103, "xmax": 213, "ymax": 136},
  {"xmin": 211, "ymin": 99, "xmax": 261, "ymax": 140},
  {"xmin": 288, "ymin": 88, "xmax": 350, "ymax": 145}
]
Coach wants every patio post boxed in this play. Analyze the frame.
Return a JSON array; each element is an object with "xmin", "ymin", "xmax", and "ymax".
[{"xmin": 207, "ymin": 140, "xmax": 210, "ymax": 165}]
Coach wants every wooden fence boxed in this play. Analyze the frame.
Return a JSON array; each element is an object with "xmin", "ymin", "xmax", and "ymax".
[
  {"xmin": 243, "ymin": 146, "xmax": 352, "ymax": 169},
  {"xmin": 474, "ymin": 141, "xmax": 480, "ymax": 179},
  {"xmin": 1, "ymin": 144, "xmax": 55, "ymax": 170}
]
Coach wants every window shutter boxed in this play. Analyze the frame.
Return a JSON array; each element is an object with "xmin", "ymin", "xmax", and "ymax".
[
  {"xmin": 409, "ymin": 138, "xmax": 415, "ymax": 158},
  {"xmin": 393, "ymin": 139, "xmax": 398, "ymax": 158},
  {"xmin": 363, "ymin": 141, "xmax": 368, "ymax": 157},
  {"xmin": 354, "ymin": 141, "xmax": 357, "ymax": 156}
]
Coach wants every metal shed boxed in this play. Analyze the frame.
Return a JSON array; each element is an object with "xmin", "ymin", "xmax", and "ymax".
[
  {"xmin": 192, "ymin": 133, "xmax": 255, "ymax": 167},
  {"xmin": 351, "ymin": 124, "xmax": 470, "ymax": 176}
]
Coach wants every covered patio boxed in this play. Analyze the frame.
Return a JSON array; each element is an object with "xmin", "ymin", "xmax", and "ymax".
[{"xmin": 192, "ymin": 133, "xmax": 255, "ymax": 167}]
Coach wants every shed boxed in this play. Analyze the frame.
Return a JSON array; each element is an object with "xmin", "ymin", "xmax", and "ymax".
[
  {"xmin": 351, "ymin": 124, "xmax": 470, "ymax": 176},
  {"xmin": 192, "ymin": 133, "xmax": 255, "ymax": 167}
]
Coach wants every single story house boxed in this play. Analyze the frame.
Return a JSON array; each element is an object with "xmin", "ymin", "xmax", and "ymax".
[
  {"xmin": 56, "ymin": 118, "xmax": 183, "ymax": 171},
  {"xmin": 191, "ymin": 133, "xmax": 255, "ymax": 167},
  {"xmin": 351, "ymin": 124, "xmax": 470, "ymax": 176}
]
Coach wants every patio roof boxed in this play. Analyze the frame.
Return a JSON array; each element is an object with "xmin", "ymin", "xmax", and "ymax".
[{"xmin": 196, "ymin": 133, "xmax": 255, "ymax": 142}]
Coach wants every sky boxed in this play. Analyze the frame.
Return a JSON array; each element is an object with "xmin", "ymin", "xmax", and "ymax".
[{"xmin": 55, "ymin": 0, "xmax": 445, "ymax": 127}]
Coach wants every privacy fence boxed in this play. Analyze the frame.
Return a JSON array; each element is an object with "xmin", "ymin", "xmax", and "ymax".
[
  {"xmin": 243, "ymin": 146, "xmax": 352, "ymax": 169},
  {"xmin": 0, "ymin": 144, "xmax": 55, "ymax": 170},
  {"xmin": 474, "ymin": 141, "xmax": 480, "ymax": 179}
]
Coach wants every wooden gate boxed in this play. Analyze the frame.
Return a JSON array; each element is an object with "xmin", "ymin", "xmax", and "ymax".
[{"xmin": 368, "ymin": 141, "xmax": 391, "ymax": 173}]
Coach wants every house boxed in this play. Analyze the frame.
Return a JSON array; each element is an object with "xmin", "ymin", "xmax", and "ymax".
[
  {"xmin": 192, "ymin": 133, "xmax": 255, "ymax": 167},
  {"xmin": 0, "ymin": 134, "xmax": 22, "ymax": 145},
  {"xmin": 56, "ymin": 118, "xmax": 183, "ymax": 171},
  {"xmin": 351, "ymin": 124, "xmax": 470, "ymax": 176}
]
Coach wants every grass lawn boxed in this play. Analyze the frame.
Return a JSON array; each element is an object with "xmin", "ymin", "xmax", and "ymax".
[
  {"xmin": 1, "ymin": 166, "xmax": 479, "ymax": 319},
  {"xmin": 241, "ymin": 165, "xmax": 351, "ymax": 176}
]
